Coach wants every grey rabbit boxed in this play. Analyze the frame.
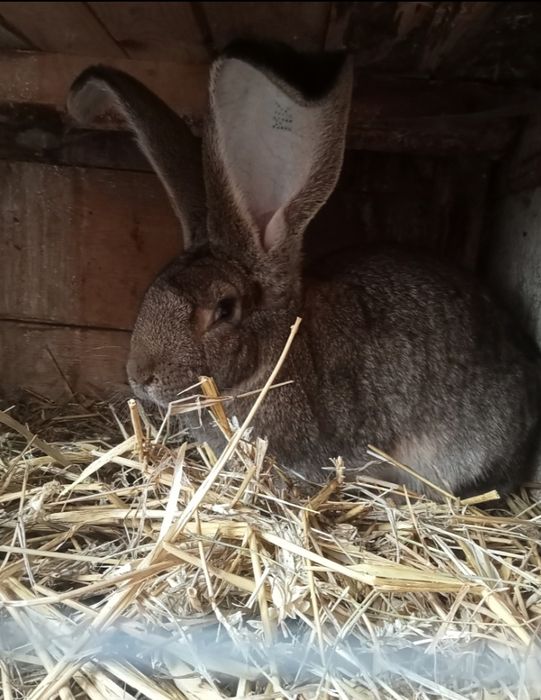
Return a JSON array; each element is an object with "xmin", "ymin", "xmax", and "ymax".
[{"xmin": 68, "ymin": 41, "xmax": 541, "ymax": 498}]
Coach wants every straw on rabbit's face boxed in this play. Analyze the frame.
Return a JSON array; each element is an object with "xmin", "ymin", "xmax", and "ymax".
[{"xmin": 127, "ymin": 252, "xmax": 262, "ymax": 406}]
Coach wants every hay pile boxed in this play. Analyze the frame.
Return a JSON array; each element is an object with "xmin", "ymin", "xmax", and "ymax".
[{"xmin": 1, "ymin": 360, "xmax": 541, "ymax": 698}]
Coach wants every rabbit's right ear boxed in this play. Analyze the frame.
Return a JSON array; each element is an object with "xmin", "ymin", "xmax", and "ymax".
[
  {"xmin": 67, "ymin": 66, "xmax": 206, "ymax": 250},
  {"xmin": 204, "ymin": 43, "xmax": 353, "ymax": 276}
]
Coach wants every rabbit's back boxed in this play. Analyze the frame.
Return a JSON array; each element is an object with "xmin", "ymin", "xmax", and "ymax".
[{"xmin": 252, "ymin": 247, "xmax": 541, "ymax": 496}]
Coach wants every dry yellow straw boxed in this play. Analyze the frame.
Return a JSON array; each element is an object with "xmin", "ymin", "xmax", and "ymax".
[
  {"xmin": 25, "ymin": 317, "xmax": 303, "ymax": 700},
  {"xmin": 3, "ymin": 313, "xmax": 541, "ymax": 700}
]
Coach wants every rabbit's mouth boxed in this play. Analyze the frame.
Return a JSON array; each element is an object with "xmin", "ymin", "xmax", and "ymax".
[
  {"xmin": 127, "ymin": 349, "xmax": 204, "ymax": 408},
  {"xmin": 129, "ymin": 373, "xmax": 205, "ymax": 410}
]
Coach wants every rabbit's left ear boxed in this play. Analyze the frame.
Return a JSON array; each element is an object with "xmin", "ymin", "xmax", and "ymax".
[
  {"xmin": 205, "ymin": 45, "xmax": 353, "ymax": 256},
  {"xmin": 68, "ymin": 66, "xmax": 207, "ymax": 250}
]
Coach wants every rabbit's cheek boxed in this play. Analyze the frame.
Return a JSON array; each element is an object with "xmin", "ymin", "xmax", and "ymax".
[{"xmin": 202, "ymin": 326, "xmax": 256, "ymax": 389}]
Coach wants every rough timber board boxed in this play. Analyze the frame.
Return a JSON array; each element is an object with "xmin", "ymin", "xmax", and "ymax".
[
  {"xmin": 0, "ymin": 52, "xmax": 208, "ymax": 119},
  {"xmin": 0, "ymin": 162, "xmax": 181, "ymax": 331},
  {"xmin": 0, "ymin": 321, "xmax": 130, "ymax": 402},
  {"xmin": 0, "ymin": 2, "xmax": 124, "ymax": 56},
  {"xmin": 0, "ymin": 16, "xmax": 32, "ymax": 49},
  {"xmin": 88, "ymin": 2, "xmax": 210, "ymax": 63}
]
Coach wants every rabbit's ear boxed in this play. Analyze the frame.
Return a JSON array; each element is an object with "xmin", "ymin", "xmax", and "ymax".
[
  {"xmin": 68, "ymin": 66, "xmax": 206, "ymax": 249},
  {"xmin": 205, "ymin": 45, "xmax": 353, "ymax": 256}
]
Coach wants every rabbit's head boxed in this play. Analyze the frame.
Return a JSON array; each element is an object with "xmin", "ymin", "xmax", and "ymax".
[{"xmin": 68, "ymin": 43, "xmax": 353, "ymax": 406}]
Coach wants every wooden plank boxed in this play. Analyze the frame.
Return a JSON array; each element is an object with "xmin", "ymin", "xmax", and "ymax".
[
  {"xmin": 347, "ymin": 75, "xmax": 521, "ymax": 156},
  {"xmin": 0, "ymin": 52, "xmax": 208, "ymax": 121},
  {"xmin": 202, "ymin": 1, "xmax": 331, "ymax": 52},
  {"xmin": 89, "ymin": 2, "xmax": 210, "ymax": 63},
  {"xmin": 0, "ymin": 15, "xmax": 33, "ymax": 49},
  {"xmin": 347, "ymin": 118, "xmax": 514, "ymax": 156},
  {"xmin": 0, "ymin": 162, "xmax": 181, "ymax": 331},
  {"xmin": 308, "ymin": 151, "xmax": 491, "ymax": 270},
  {"xmin": 0, "ymin": 2, "xmax": 124, "ymax": 57},
  {"xmin": 0, "ymin": 321, "xmax": 130, "ymax": 402}
]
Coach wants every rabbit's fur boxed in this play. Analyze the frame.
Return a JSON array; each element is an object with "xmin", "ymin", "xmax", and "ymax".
[{"xmin": 68, "ymin": 41, "xmax": 541, "ymax": 498}]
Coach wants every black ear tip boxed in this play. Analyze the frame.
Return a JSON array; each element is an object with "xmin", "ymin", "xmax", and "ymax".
[{"xmin": 221, "ymin": 39, "xmax": 349, "ymax": 101}]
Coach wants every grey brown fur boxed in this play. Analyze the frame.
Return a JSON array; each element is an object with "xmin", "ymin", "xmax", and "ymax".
[{"xmin": 68, "ymin": 43, "xmax": 541, "ymax": 499}]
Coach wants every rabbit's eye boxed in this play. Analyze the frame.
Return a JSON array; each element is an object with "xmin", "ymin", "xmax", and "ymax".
[{"xmin": 213, "ymin": 297, "xmax": 237, "ymax": 324}]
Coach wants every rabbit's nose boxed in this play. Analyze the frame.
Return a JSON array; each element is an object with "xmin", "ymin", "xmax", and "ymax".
[{"xmin": 140, "ymin": 373, "xmax": 157, "ymax": 387}]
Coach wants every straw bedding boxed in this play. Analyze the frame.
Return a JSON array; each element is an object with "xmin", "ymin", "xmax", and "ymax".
[{"xmin": 1, "ymin": 335, "xmax": 541, "ymax": 699}]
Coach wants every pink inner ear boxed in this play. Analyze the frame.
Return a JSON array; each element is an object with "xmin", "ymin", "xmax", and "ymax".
[
  {"xmin": 254, "ymin": 211, "xmax": 274, "ymax": 234},
  {"xmin": 211, "ymin": 59, "xmax": 323, "ymax": 253},
  {"xmin": 255, "ymin": 210, "xmax": 286, "ymax": 252},
  {"xmin": 262, "ymin": 210, "xmax": 286, "ymax": 251}
]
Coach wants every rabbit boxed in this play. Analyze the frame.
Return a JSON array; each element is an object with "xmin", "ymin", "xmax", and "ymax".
[{"xmin": 67, "ymin": 40, "xmax": 541, "ymax": 499}]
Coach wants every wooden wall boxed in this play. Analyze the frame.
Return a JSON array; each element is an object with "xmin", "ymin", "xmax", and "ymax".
[
  {"xmin": 0, "ymin": 163, "xmax": 180, "ymax": 401},
  {"xmin": 1, "ymin": 2, "xmax": 539, "ymax": 402}
]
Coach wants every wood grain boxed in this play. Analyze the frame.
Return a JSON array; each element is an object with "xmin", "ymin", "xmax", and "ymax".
[
  {"xmin": 0, "ymin": 15, "xmax": 32, "ymax": 49},
  {"xmin": 0, "ymin": 162, "xmax": 181, "ymax": 331},
  {"xmin": 89, "ymin": 2, "xmax": 210, "ymax": 63},
  {"xmin": 0, "ymin": 52, "xmax": 209, "ymax": 120},
  {"xmin": 0, "ymin": 321, "xmax": 130, "ymax": 402},
  {"xmin": 0, "ymin": 2, "xmax": 124, "ymax": 56},
  {"xmin": 308, "ymin": 150, "xmax": 491, "ymax": 270}
]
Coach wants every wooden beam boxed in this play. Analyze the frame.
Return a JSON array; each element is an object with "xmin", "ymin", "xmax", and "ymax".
[
  {"xmin": 346, "ymin": 119, "xmax": 514, "ymax": 156},
  {"xmin": 0, "ymin": 52, "xmax": 209, "ymax": 120}
]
